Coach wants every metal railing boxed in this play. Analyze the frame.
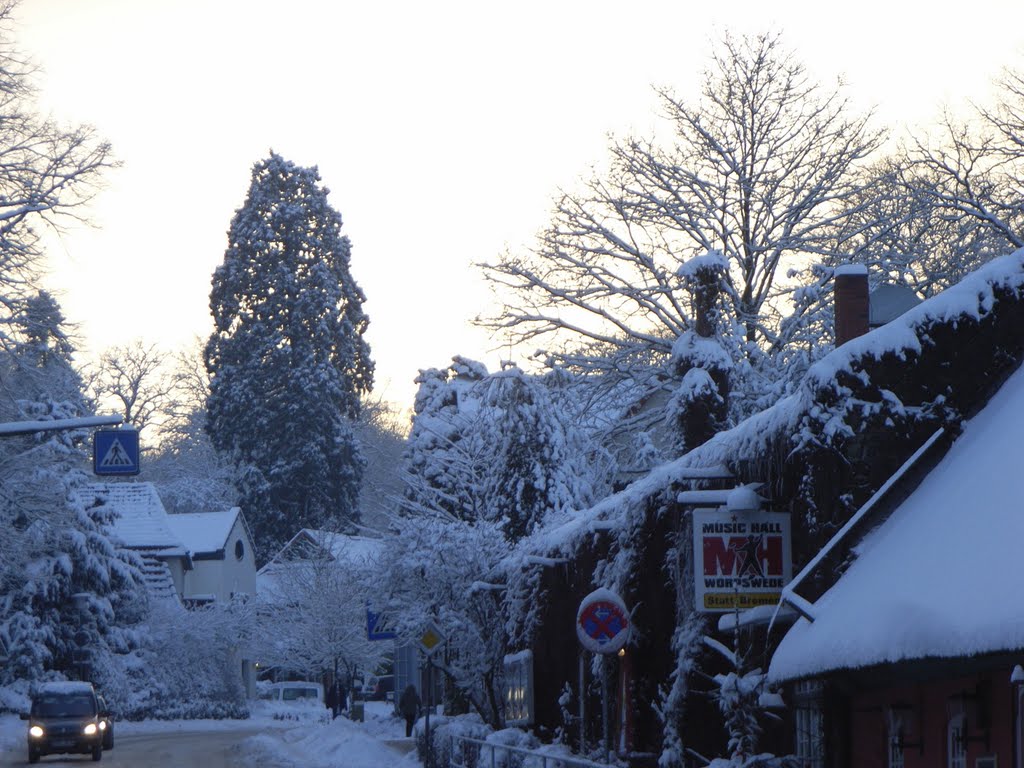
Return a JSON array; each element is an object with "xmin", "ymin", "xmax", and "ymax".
[{"xmin": 449, "ymin": 735, "xmax": 613, "ymax": 768}]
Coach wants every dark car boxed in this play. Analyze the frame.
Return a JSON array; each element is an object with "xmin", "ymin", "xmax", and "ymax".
[
  {"xmin": 21, "ymin": 681, "xmax": 106, "ymax": 763},
  {"xmin": 96, "ymin": 693, "xmax": 114, "ymax": 750},
  {"xmin": 364, "ymin": 674, "xmax": 394, "ymax": 701}
]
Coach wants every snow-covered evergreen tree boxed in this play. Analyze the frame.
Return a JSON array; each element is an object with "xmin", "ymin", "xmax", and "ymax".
[
  {"xmin": 477, "ymin": 364, "xmax": 598, "ymax": 541},
  {"xmin": 205, "ymin": 153, "xmax": 373, "ymax": 562},
  {"xmin": 400, "ymin": 357, "xmax": 487, "ymax": 522},
  {"xmin": 402, "ymin": 358, "xmax": 603, "ymax": 539},
  {"xmin": 389, "ymin": 358, "xmax": 606, "ymax": 725},
  {"xmin": 0, "ymin": 293, "xmax": 144, "ymax": 685}
]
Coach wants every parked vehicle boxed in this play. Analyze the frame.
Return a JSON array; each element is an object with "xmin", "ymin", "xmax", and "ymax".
[
  {"xmin": 266, "ymin": 681, "xmax": 324, "ymax": 704},
  {"xmin": 362, "ymin": 674, "xmax": 394, "ymax": 701},
  {"xmin": 21, "ymin": 681, "xmax": 107, "ymax": 763},
  {"xmin": 258, "ymin": 681, "xmax": 329, "ymax": 723}
]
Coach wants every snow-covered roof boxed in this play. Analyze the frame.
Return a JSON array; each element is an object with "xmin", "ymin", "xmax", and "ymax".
[
  {"xmin": 869, "ymin": 283, "xmax": 922, "ymax": 327},
  {"xmin": 257, "ymin": 529, "xmax": 383, "ymax": 605},
  {"xmin": 513, "ymin": 250, "xmax": 1024, "ymax": 577},
  {"xmin": 79, "ymin": 482, "xmax": 187, "ymax": 555},
  {"xmin": 261, "ymin": 529, "xmax": 382, "ymax": 572},
  {"xmin": 166, "ymin": 508, "xmax": 243, "ymax": 555},
  {"xmin": 35, "ymin": 681, "xmax": 95, "ymax": 695},
  {"xmin": 768, "ymin": 358, "xmax": 1024, "ymax": 683}
]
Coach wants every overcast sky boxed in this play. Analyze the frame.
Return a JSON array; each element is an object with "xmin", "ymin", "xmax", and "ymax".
[{"xmin": 13, "ymin": 0, "xmax": 1024, "ymax": 412}]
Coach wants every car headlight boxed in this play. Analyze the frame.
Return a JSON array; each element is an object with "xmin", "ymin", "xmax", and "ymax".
[
  {"xmin": 99, "ymin": 720, "xmax": 107, "ymax": 731},
  {"xmin": 29, "ymin": 725, "xmax": 44, "ymax": 738},
  {"xmin": 83, "ymin": 723, "xmax": 98, "ymax": 736}
]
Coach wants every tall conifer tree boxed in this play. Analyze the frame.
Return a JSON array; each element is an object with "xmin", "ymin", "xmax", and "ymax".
[
  {"xmin": 0, "ymin": 292, "xmax": 144, "ymax": 684},
  {"xmin": 205, "ymin": 153, "xmax": 373, "ymax": 562}
]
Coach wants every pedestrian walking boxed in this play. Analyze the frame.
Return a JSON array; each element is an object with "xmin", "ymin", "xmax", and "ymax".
[
  {"xmin": 327, "ymin": 679, "xmax": 341, "ymax": 719},
  {"xmin": 399, "ymin": 684, "xmax": 421, "ymax": 738},
  {"xmin": 338, "ymin": 678, "xmax": 349, "ymax": 713}
]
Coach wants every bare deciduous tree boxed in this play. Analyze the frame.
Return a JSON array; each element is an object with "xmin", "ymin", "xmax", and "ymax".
[
  {"xmin": 86, "ymin": 340, "xmax": 176, "ymax": 436},
  {"xmin": 479, "ymin": 32, "xmax": 882, "ymax": 413},
  {"xmin": 256, "ymin": 537, "xmax": 387, "ymax": 684},
  {"xmin": 0, "ymin": 0, "xmax": 115, "ymax": 338},
  {"xmin": 903, "ymin": 69, "xmax": 1024, "ymax": 258}
]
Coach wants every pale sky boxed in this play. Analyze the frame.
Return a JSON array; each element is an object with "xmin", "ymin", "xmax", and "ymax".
[{"xmin": 13, "ymin": 0, "xmax": 1024, "ymax": 412}]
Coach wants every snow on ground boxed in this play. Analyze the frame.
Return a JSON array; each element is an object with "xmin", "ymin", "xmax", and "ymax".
[
  {"xmin": 235, "ymin": 701, "xmax": 418, "ymax": 768},
  {"xmin": 0, "ymin": 700, "xmax": 418, "ymax": 768}
]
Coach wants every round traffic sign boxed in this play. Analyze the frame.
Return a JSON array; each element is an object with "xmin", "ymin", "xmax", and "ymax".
[{"xmin": 576, "ymin": 588, "xmax": 629, "ymax": 654}]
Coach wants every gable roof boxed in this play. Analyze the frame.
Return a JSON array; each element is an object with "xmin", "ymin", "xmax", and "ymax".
[
  {"xmin": 79, "ymin": 482, "xmax": 187, "ymax": 556},
  {"xmin": 261, "ymin": 528, "xmax": 382, "ymax": 571},
  {"xmin": 256, "ymin": 529, "xmax": 382, "ymax": 606},
  {"xmin": 517, "ymin": 250, "xmax": 1024, "ymax": 563},
  {"xmin": 768, "ymin": 357, "xmax": 1024, "ymax": 683},
  {"xmin": 165, "ymin": 508, "xmax": 247, "ymax": 556}
]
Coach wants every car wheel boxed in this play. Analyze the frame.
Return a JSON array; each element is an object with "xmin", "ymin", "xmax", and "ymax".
[
  {"xmin": 28, "ymin": 746, "xmax": 40, "ymax": 764},
  {"xmin": 92, "ymin": 743, "xmax": 102, "ymax": 761}
]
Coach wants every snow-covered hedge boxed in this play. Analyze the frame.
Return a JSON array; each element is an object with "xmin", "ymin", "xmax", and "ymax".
[
  {"xmin": 414, "ymin": 712, "xmax": 492, "ymax": 768},
  {"xmin": 0, "ymin": 682, "xmax": 30, "ymax": 715}
]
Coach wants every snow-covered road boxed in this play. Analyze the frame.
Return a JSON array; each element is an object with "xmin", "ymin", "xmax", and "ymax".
[{"xmin": 0, "ymin": 701, "xmax": 419, "ymax": 767}]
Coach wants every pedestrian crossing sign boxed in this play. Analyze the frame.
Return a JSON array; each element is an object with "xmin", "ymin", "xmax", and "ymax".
[{"xmin": 93, "ymin": 429, "xmax": 141, "ymax": 475}]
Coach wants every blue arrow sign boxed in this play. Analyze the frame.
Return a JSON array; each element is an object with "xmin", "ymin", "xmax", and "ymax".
[
  {"xmin": 367, "ymin": 603, "xmax": 396, "ymax": 641},
  {"xmin": 93, "ymin": 429, "xmax": 140, "ymax": 476}
]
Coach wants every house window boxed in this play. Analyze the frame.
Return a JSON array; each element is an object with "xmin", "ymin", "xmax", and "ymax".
[
  {"xmin": 888, "ymin": 711, "xmax": 905, "ymax": 768},
  {"xmin": 948, "ymin": 712, "xmax": 966, "ymax": 768},
  {"xmin": 235, "ymin": 539, "xmax": 244, "ymax": 560},
  {"xmin": 794, "ymin": 680, "xmax": 825, "ymax": 768}
]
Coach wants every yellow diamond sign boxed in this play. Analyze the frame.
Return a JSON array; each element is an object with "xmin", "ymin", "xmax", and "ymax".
[{"xmin": 419, "ymin": 621, "xmax": 446, "ymax": 656}]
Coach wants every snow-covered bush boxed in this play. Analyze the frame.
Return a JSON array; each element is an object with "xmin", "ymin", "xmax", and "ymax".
[
  {"xmin": 415, "ymin": 712, "xmax": 492, "ymax": 768},
  {"xmin": 98, "ymin": 599, "xmax": 252, "ymax": 720},
  {"xmin": 0, "ymin": 681, "xmax": 30, "ymax": 715}
]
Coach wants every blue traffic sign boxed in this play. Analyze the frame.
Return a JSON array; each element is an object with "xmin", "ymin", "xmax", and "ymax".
[
  {"xmin": 367, "ymin": 603, "xmax": 397, "ymax": 641},
  {"xmin": 93, "ymin": 429, "xmax": 140, "ymax": 475}
]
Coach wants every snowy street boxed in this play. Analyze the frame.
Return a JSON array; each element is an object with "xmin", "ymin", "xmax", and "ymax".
[{"xmin": 0, "ymin": 702, "xmax": 418, "ymax": 768}]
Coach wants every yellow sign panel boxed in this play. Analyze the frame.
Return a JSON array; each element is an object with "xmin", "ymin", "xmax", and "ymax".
[
  {"xmin": 421, "ymin": 628, "xmax": 442, "ymax": 651},
  {"xmin": 419, "ymin": 621, "xmax": 446, "ymax": 656},
  {"xmin": 703, "ymin": 592, "xmax": 781, "ymax": 611}
]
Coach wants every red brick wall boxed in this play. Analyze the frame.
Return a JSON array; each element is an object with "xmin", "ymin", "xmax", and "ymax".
[{"xmin": 849, "ymin": 668, "xmax": 1016, "ymax": 768}]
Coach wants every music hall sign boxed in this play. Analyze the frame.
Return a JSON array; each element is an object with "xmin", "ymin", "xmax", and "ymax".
[{"xmin": 693, "ymin": 508, "xmax": 792, "ymax": 613}]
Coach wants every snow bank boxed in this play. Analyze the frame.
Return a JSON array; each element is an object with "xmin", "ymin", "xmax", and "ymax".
[{"xmin": 236, "ymin": 714, "xmax": 414, "ymax": 768}]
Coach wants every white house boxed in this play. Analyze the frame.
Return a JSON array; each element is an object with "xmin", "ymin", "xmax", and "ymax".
[
  {"xmin": 79, "ymin": 482, "xmax": 191, "ymax": 602},
  {"xmin": 80, "ymin": 483, "xmax": 260, "ymax": 698},
  {"xmin": 165, "ymin": 508, "xmax": 256, "ymax": 605}
]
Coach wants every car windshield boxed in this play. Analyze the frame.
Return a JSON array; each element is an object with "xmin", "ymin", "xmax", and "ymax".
[
  {"xmin": 281, "ymin": 687, "xmax": 317, "ymax": 701},
  {"xmin": 33, "ymin": 694, "xmax": 95, "ymax": 717}
]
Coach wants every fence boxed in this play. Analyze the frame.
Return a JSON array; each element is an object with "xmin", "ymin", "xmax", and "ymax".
[{"xmin": 449, "ymin": 735, "xmax": 613, "ymax": 768}]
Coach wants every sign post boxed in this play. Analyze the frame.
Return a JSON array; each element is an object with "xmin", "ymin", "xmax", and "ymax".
[
  {"xmin": 576, "ymin": 589, "xmax": 630, "ymax": 763},
  {"xmin": 418, "ymin": 621, "xmax": 446, "ymax": 768}
]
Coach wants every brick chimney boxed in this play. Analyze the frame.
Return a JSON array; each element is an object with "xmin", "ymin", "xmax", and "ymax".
[{"xmin": 834, "ymin": 265, "xmax": 869, "ymax": 346}]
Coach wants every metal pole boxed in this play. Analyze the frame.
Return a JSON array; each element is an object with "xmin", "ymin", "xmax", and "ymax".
[
  {"xmin": 425, "ymin": 657, "xmax": 432, "ymax": 768},
  {"xmin": 579, "ymin": 652, "xmax": 585, "ymax": 755},
  {"xmin": 602, "ymin": 655, "xmax": 610, "ymax": 764},
  {"xmin": 0, "ymin": 414, "xmax": 122, "ymax": 436}
]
